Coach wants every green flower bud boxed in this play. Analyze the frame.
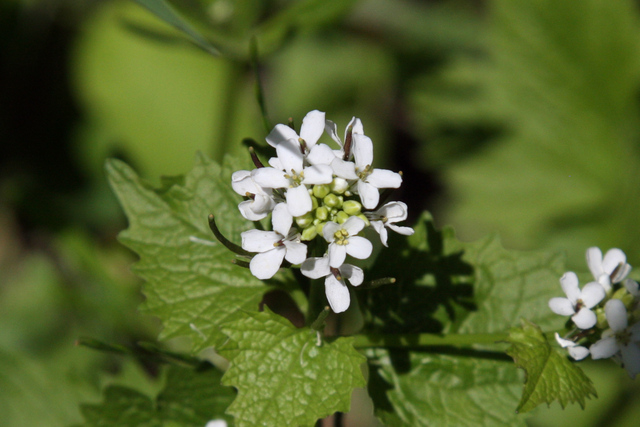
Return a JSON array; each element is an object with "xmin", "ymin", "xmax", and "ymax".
[
  {"xmin": 316, "ymin": 221, "xmax": 326, "ymax": 235},
  {"xmin": 323, "ymin": 193, "xmax": 341, "ymax": 208},
  {"xmin": 295, "ymin": 212, "xmax": 314, "ymax": 228},
  {"xmin": 595, "ymin": 307, "xmax": 607, "ymax": 329},
  {"xmin": 315, "ymin": 206, "xmax": 329, "ymax": 221},
  {"xmin": 342, "ymin": 200, "xmax": 362, "ymax": 216},
  {"xmin": 301, "ymin": 225, "xmax": 318, "ymax": 241},
  {"xmin": 357, "ymin": 214, "xmax": 370, "ymax": 226},
  {"xmin": 336, "ymin": 211, "xmax": 350, "ymax": 224},
  {"xmin": 311, "ymin": 195, "xmax": 319, "ymax": 210},
  {"xmin": 313, "ymin": 184, "xmax": 331, "ymax": 199},
  {"xmin": 331, "ymin": 178, "xmax": 349, "ymax": 194}
]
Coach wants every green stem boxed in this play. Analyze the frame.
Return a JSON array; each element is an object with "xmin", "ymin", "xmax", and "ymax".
[{"xmin": 352, "ymin": 332, "xmax": 510, "ymax": 349}]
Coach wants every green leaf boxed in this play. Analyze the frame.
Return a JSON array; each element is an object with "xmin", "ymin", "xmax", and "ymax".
[
  {"xmin": 506, "ymin": 319, "xmax": 596, "ymax": 413},
  {"xmin": 218, "ymin": 308, "xmax": 366, "ymax": 427},
  {"xmin": 106, "ymin": 154, "xmax": 265, "ymax": 352},
  {"xmin": 80, "ymin": 364, "xmax": 234, "ymax": 426},
  {"xmin": 365, "ymin": 212, "xmax": 567, "ymax": 424},
  {"xmin": 370, "ymin": 350, "xmax": 525, "ymax": 427},
  {"xmin": 366, "ymin": 212, "xmax": 566, "ymax": 335},
  {"xmin": 132, "ymin": 0, "xmax": 220, "ymax": 56},
  {"xmin": 426, "ymin": 0, "xmax": 640, "ymax": 268}
]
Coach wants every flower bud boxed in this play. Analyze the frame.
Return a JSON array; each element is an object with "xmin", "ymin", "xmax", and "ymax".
[
  {"xmin": 295, "ymin": 212, "xmax": 314, "ymax": 228},
  {"xmin": 323, "ymin": 193, "xmax": 341, "ymax": 208},
  {"xmin": 336, "ymin": 211, "xmax": 350, "ymax": 224},
  {"xmin": 331, "ymin": 178, "xmax": 349, "ymax": 194},
  {"xmin": 316, "ymin": 221, "xmax": 326, "ymax": 235},
  {"xmin": 301, "ymin": 226, "xmax": 318, "ymax": 241},
  {"xmin": 315, "ymin": 206, "xmax": 329, "ymax": 221},
  {"xmin": 595, "ymin": 307, "xmax": 607, "ymax": 329},
  {"xmin": 313, "ymin": 184, "xmax": 331, "ymax": 199},
  {"xmin": 311, "ymin": 195, "xmax": 319, "ymax": 210},
  {"xmin": 342, "ymin": 200, "xmax": 362, "ymax": 216},
  {"xmin": 357, "ymin": 213, "xmax": 370, "ymax": 226}
]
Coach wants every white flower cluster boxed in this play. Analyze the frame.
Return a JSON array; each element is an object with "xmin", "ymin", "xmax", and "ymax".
[
  {"xmin": 549, "ymin": 247, "xmax": 640, "ymax": 378},
  {"xmin": 232, "ymin": 110, "xmax": 414, "ymax": 313}
]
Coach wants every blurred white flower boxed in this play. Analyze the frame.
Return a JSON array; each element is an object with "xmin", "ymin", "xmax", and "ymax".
[
  {"xmin": 554, "ymin": 333, "xmax": 590, "ymax": 361},
  {"xmin": 586, "ymin": 247, "xmax": 632, "ymax": 292},
  {"xmin": 548, "ymin": 272, "xmax": 605, "ymax": 329}
]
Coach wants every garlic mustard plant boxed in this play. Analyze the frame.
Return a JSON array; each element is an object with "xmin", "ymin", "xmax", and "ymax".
[
  {"xmin": 551, "ymin": 247, "xmax": 640, "ymax": 378},
  {"xmin": 233, "ymin": 110, "xmax": 413, "ymax": 313}
]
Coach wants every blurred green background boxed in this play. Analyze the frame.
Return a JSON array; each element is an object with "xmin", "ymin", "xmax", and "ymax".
[{"xmin": 1, "ymin": 0, "xmax": 640, "ymax": 425}]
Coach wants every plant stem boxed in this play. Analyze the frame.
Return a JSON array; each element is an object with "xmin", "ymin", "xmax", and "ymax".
[{"xmin": 351, "ymin": 332, "xmax": 510, "ymax": 349}]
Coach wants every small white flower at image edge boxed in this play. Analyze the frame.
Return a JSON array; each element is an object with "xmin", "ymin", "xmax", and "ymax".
[
  {"xmin": 205, "ymin": 419, "xmax": 227, "ymax": 427},
  {"xmin": 590, "ymin": 299, "xmax": 640, "ymax": 378},
  {"xmin": 586, "ymin": 247, "xmax": 632, "ymax": 292}
]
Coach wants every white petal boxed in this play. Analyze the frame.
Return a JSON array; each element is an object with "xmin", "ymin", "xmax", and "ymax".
[
  {"xmin": 548, "ymin": 297, "xmax": 575, "ymax": 316},
  {"xmin": 283, "ymin": 240, "xmax": 307, "ymax": 265},
  {"xmin": 367, "ymin": 169, "xmax": 402, "ymax": 189},
  {"xmin": 624, "ymin": 278, "xmax": 640, "ymax": 297},
  {"xmin": 611, "ymin": 263, "xmax": 631, "ymax": 284},
  {"xmin": 376, "ymin": 201, "xmax": 408, "ymax": 222},
  {"xmin": 357, "ymin": 180, "xmax": 380, "ymax": 210},
  {"xmin": 268, "ymin": 156, "xmax": 283, "ymax": 170},
  {"xmin": 580, "ymin": 281, "xmax": 606, "ymax": 309},
  {"xmin": 253, "ymin": 167, "xmax": 289, "ymax": 189},
  {"xmin": 388, "ymin": 224, "xmax": 414, "ymax": 236},
  {"xmin": 324, "ymin": 275, "xmax": 350, "ymax": 313},
  {"xmin": 266, "ymin": 123, "xmax": 298, "ymax": 148},
  {"xmin": 605, "ymin": 299, "xmax": 628, "ymax": 332},
  {"xmin": 249, "ymin": 248, "xmax": 285, "ymax": 280},
  {"xmin": 348, "ymin": 117, "xmax": 364, "ymax": 136},
  {"xmin": 340, "ymin": 264, "xmax": 364, "ymax": 286},
  {"xmin": 302, "ymin": 164, "xmax": 333, "ymax": 185},
  {"xmin": 330, "ymin": 159, "xmax": 358, "ymax": 180},
  {"xmin": 560, "ymin": 272, "xmax": 580, "ymax": 304},
  {"xmin": 343, "ymin": 216, "xmax": 365, "ymax": 235},
  {"xmin": 572, "ymin": 308, "xmax": 597, "ymax": 329},
  {"xmin": 324, "ymin": 120, "xmax": 341, "ymax": 145},
  {"xmin": 276, "ymin": 138, "xmax": 303, "ymax": 173},
  {"xmin": 371, "ymin": 220, "xmax": 388, "ymax": 247},
  {"xmin": 597, "ymin": 273, "xmax": 612, "ymax": 293},
  {"xmin": 241, "ymin": 229, "xmax": 281, "ymax": 253},
  {"xmin": 231, "ymin": 170, "xmax": 254, "ymax": 195},
  {"xmin": 568, "ymin": 346, "xmax": 590, "ymax": 361},
  {"xmin": 586, "ymin": 247, "xmax": 604, "ymax": 278},
  {"xmin": 238, "ymin": 200, "xmax": 268, "ymax": 221},
  {"xmin": 621, "ymin": 342, "xmax": 640, "ymax": 378},
  {"xmin": 602, "ymin": 248, "xmax": 626, "ymax": 275},
  {"xmin": 285, "ymin": 185, "xmax": 312, "ymax": 217},
  {"xmin": 301, "ymin": 256, "xmax": 330, "ymax": 279},
  {"xmin": 307, "ymin": 144, "xmax": 338, "ymax": 166},
  {"xmin": 554, "ymin": 333, "xmax": 575, "ymax": 348},
  {"xmin": 346, "ymin": 236, "xmax": 373, "ymax": 260},
  {"xmin": 329, "ymin": 243, "xmax": 347, "ymax": 268},
  {"xmin": 272, "ymin": 203, "xmax": 292, "ymax": 236},
  {"xmin": 323, "ymin": 221, "xmax": 341, "ymax": 242},
  {"xmin": 352, "ymin": 134, "xmax": 373, "ymax": 168},
  {"xmin": 300, "ymin": 110, "xmax": 325, "ymax": 147},
  {"xmin": 590, "ymin": 336, "xmax": 619, "ymax": 359}
]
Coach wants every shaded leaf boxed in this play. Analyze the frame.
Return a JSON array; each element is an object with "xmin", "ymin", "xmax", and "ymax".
[
  {"xmin": 506, "ymin": 319, "xmax": 596, "ymax": 413},
  {"xmin": 218, "ymin": 308, "xmax": 366, "ymax": 427}
]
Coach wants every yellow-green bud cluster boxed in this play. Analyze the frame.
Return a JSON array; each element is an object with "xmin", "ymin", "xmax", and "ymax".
[{"xmin": 295, "ymin": 180, "xmax": 370, "ymax": 241}]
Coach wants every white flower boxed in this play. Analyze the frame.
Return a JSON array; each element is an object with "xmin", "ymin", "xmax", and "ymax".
[
  {"xmin": 548, "ymin": 272, "xmax": 605, "ymax": 329},
  {"xmin": 331, "ymin": 134, "xmax": 402, "ymax": 209},
  {"xmin": 241, "ymin": 204, "xmax": 307, "ymax": 280},
  {"xmin": 325, "ymin": 116, "xmax": 364, "ymax": 159},
  {"xmin": 590, "ymin": 299, "xmax": 640, "ymax": 378},
  {"xmin": 586, "ymin": 247, "xmax": 632, "ymax": 292},
  {"xmin": 555, "ymin": 333, "xmax": 590, "ymax": 361},
  {"xmin": 205, "ymin": 420, "xmax": 227, "ymax": 427},
  {"xmin": 301, "ymin": 255, "xmax": 364, "ymax": 313},
  {"xmin": 266, "ymin": 110, "xmax": 325, "ymax": 152},
  {"xmin": 253, "ymin": 138, "xmax": 333, "ymax": 217},
  {"xmin": 366, "ymin": 201, "xmax": 414, "ymax": 247},
  {"xmin": 231, "ymin": 170, "xmax": 276, "ymax": 221},
  {"xmin": 322, "ymin": 216, "xmax": 373, "ymax": 268}
]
